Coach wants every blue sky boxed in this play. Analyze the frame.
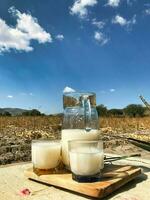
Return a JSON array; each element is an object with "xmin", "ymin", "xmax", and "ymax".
[{"xmin": 0, "ymin": 0, "xmax": 150, "ymax": 113}]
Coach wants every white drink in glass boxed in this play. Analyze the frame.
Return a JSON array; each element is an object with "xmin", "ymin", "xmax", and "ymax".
[
  {"xmin": 61, "ymin": 129, "xmax": 100, "ymax": 167},
  {"xmin": 32, "ymin": 140, "xmax": 61, "ymax": 170},
  {"xmin": 69, "ymin": 146, "xmax": 103, "ymax": 176}
]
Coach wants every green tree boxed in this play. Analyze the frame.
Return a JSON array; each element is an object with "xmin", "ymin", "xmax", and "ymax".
[
  {"xmin": 30, "ymin": 109, "xmax": 41, "ymax": 116},
  {"xmin": 3, "ymin": 111, "xmax": 12, "ymax": 116},
  {"xmin": 22, "ymin": 111, "xmax": 30, "ymax": 116},
  {"xmin": 96, "ymin": 104, "xmax": 107, "ymax": 117},
  {"xmin": 22, "ymin": 109, "xmax": 42, "ymax": 116},
  {"xmin": 124, "ymin": 104, "xmax": 145, "ymax": 117},
  {"xmin": 108, "ymin": 109, "xmax": 124, "ymax": 117}
]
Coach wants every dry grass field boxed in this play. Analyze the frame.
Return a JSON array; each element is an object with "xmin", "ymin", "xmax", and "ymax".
[
  {"xmin": 100, "ymin": 117, "xmax": 150, "ymax": 141},
  {"xmin": 0, "ymin": 116, "xmax": 150, "ymax": 165},
  {"xmin": 101, "ymin": 117, "xmax": 150, "ymax": 133}
]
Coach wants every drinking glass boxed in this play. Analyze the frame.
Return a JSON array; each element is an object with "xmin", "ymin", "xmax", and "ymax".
[
  {"xmin": 32, "ymin": 140, "xmax": 61, "ymax": 174},
  {"xmin": 68, "ymin": 140, "xmax": 104, "ymax": 182}
]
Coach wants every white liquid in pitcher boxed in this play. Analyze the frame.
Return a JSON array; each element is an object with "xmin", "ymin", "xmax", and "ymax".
[
  {"xmin": 61, "ymin": 129, "xmax": 100, "ymax": 167},
  {"xmin": 70, "ymin": 146, "xmax": 103, "ymax": 176}
]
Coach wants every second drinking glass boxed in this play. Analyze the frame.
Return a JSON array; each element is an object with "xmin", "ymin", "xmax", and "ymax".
[{"xmin": 68, "ymin": 140, "xmax": 104, "ymax": 182}]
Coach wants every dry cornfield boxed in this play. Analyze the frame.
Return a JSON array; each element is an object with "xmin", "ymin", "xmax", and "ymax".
[
  {"xmin": 1, "ymin": 116, "xmax": 150, "ymax": 134},
  {"xmin": 0, "ymin": 116, "xmax": 150, "ymax": 164},
  {"xmin": 100, "ymin": 117, "xmax": 150, "ymax": 142}
]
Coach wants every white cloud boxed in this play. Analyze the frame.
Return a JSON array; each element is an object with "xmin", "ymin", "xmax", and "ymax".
[
  {"xmin": 112, "ymin": 15, "xmax": 127, "ymax": 26},
  {"xmin": 92, "ymin": 19, "xmax": 105, "ymax": 29},
  {"xmin": 144, "ymin": 3, "xmax": 150, "ymax": 7},
  {"xmin": 55, "ymin": 34, "xmax": 64, "ymax": 41},
  {"xmin": 112, "ymin": 14, "xmax": 136, "ymax": 28},
  {"xmin": 107, "ymin": 0, "xmax": 120, "ymax": 7},
  {"xmin": 70, "ymin": 0, "xmax": 97, "ymax": 18},
  {"xmin": 145, "ymin": 8, "xmax": 150, "ymax": 15},
  {"xmin": 0, "ymin": 7, "xmax": 51, "ymax": 53},
  {"xmin": 94, "ymin": 31, "xmax": 109, "ymax": 46},
  {"xmin": 63, "ymin": 86, "xmax": 76, "ymax": 93},
  {"xmin": 130, "ymin": 15, "xmax": 136, "ymax": 25},
  {"xmin": 20, "ymin": 92, "xmax": 33, "ymax": 96},
  {"xmin": 127, "ymin": 0, "xmax": 136, "ymax": 6},
  {"xmin": 7, "ymin": 95, "xmax": 13, "ymax": 98},
  {"xmin": 110, "ymin": 89, "xmax": 115, "ymax": 92},
  {"xmin": 127, "ymin": 0, "xmax": 132, "ymax": 6}
]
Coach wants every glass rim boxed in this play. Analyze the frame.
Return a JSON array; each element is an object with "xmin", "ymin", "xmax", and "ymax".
[
  {"xmin": 63, "ymin": 91, "xmax": 96, "ymax": 96},
  {"xmin": 32, "ymin": 139, "xmax": 61, "ymax": 144},
  {"xmin": 68, "ymin": 139, "xmax": 103, "ymax": 144}
]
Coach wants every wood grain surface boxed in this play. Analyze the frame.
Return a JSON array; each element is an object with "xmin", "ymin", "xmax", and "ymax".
[{"xmin": 24, "ymin": 165, "xmax": 141, "ymax": 198}]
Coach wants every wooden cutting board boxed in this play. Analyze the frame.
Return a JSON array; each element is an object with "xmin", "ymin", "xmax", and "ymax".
[{"xmin": 24, "ymin": 165, "xmax": 141, "ymax": 198}]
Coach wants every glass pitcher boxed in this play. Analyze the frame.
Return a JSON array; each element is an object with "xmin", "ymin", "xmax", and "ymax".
[{"xmin": 61, "ymin": 91, "xmax": 100, "ymax": 167}]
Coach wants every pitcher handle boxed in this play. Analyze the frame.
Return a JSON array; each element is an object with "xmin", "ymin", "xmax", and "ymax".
[{"xmin": 82, "ymin": 95, "xmax": 92, "ymax": 131}]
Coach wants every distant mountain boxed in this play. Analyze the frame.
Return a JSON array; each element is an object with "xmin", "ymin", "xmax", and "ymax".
[
  {"xmin": 0, "ymin": 108, "xmax": 63, "ymax": 116},
  {"xmin": 0, "ymin": 108, "xmax": 29, "ymax": 116}
]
